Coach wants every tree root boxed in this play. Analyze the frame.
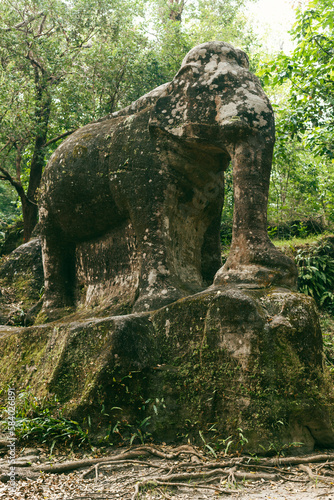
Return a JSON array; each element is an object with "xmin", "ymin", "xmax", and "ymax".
[
  {"xmin": 2, "ymin": 444, "xmax": 334, "ymax": 499},
  {"xmin": 26, "ymin": 444, "xmax": 201, "ymax": 474},
  {"xmin": 260, "ymin": 453, "xmax": 334, "ymax": 466},
  {"xmin": 81, "ymin": 459, "xmax": 169, "ymax": 479}
]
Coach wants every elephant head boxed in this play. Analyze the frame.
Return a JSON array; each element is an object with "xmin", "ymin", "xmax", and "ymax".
[{"xmin": 149, "ymin": 41, "xmax": 274, "ymax": 149}]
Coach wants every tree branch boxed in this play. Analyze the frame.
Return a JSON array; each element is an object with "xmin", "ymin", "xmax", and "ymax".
[
  {"xmin": 0, "ymin": 140, "xmax": 12, "ymax": 155},
  {"xmin": 0, "ymin": 164, "xmax": 17, "ymax": 186},
  {"xmin": 44, "ymin": 130, "xmax": 76, "ymax": 147},
  {"xmin": 13, "ymin": 143, "xmax": 22, "ymax": 181},
  {"xmin": 38, "ymin": 14, "xmax": 47, "ymax": 36},
  {"xmin": 312, "ymin": 35, "xmax": 333, "ymax": 57},
  {"xmin": 25, "ymin": 50, "xmax": 45, "ymax": 74},
  {"xmin": 34, "ymin": 26, "xmax": 55, "ymax": 39},
  {"xmin": 2, "ymin": 12, "xmax": 45, "ymax": 32}
]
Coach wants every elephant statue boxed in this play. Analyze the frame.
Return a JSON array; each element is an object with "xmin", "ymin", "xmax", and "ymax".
[{"xmin": 39, "ymin": 41, "xmax": 297, "ymax": 319}]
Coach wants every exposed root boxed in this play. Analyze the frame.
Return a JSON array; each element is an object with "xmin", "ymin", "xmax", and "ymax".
[
  {"xmin": 28, "ymin": 444, "xmax": 201, "ymax": 474},
  {"xmin": 2, "ymin": 445, "xmax": 334, "ymax": 499}
]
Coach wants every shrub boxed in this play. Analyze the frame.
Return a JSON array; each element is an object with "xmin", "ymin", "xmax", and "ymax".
[{"xmin": 295, "ymin": 237, "xmax": 334, "ymax": 312}]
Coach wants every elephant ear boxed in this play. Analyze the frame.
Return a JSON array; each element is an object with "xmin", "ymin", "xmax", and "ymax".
[
  {"xmin": 149, "ymin": 62, "xmax": 203, "ymax": 139},
  {"xmin": 149, "ymin": 61, "xmax": 223, "ymax": 144}
]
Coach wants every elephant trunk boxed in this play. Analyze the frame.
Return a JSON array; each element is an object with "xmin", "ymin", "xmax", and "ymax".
[{"xmin": 230, "ymin": 136, "xmax": 272, "ymax": 249}]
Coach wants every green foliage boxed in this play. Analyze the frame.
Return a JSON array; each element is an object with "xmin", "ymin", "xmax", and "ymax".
[
  {"xmin": 268, "ymin": 106, "xmax": 334, "ymax": 223},
  {"xmin": 104, "ymin": 409, "xmax": 153, "ymax": 446},
  {"xmin": 0, "ymin": 389, "xmax": 89, "ymax": 451},
  {"xmin": 0, "ymin": 184, "xmax": 20, "ymax": 224},
  {"xmin": 294, "ymin": 237, "xmax": 334, "ymax": 311},
  {"xmin": 257, "ymin": 0, "xmax": 334, "ymax": 225},
  {"xmin": 320, "ymin": 312, "xmax": 334, "ymax": 373},
  {"xmin": 263, "ymin": 0, "xmax": 334, "ymax": 158}
]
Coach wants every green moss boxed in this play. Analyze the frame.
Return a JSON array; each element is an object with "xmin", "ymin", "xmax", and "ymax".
[
  {"xmin": 72, "ymin": 144, "xmax": 88, "ymax": 158},
  {"xmin": 0, "ymin": 286, "xmax": 333, "ymax": 452}
]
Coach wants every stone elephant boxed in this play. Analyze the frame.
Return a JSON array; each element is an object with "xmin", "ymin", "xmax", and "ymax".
[{"xmin": 39, "ymin": 41, "xmax": 297, "ymax": 318}]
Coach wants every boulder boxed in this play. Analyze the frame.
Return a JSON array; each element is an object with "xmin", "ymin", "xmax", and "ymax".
[
  {"xmin": 0, "ymin": 285, "xmax": 333, "ymax": 453},
  {"xmin": 0, "ymin": 239, "xmax": 43, "ymax": 325}
]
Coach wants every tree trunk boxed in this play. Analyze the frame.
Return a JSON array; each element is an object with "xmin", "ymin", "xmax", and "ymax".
[
  {"xmin": 23, "ymin": 72, "xmax": 52, "ymax": 241},
  {"xmin": 22, "ymin": 198, "xmax": 39, "ymax": 242},
  {"xmin": 168, "ymin": 0, "xmax": 184, "ymax": 21}
]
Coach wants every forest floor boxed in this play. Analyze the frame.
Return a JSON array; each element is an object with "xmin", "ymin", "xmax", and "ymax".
[{"xmin": 1, "ymin": 443, "xmax": 334, "ymax": 499}]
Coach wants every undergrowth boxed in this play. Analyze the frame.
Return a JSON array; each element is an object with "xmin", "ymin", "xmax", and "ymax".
[
  {"xmin": 274, "ymin": 234, "xmax": 334, "ymax": 372},
  {"xmin": 295, "ymin": 238, "xmax": 334, "ymax": 312},
  {"xmin": 274, "ymin": 235, "xmax": 334, "ymax": 314},
  {"xmin": 320, "ymin": 312, "xmax": 334, "ymax": 373},
  {"xmin": 0, "ymin": 387, "xmax": 155, "ymax": 451},
  {"xmin": 0, "ymin": 389, "xmax": 89, "ymax": 453}
]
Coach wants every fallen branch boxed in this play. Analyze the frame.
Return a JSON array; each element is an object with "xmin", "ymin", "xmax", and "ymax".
[
  {"xmin": 32, "ymin": 445, "xmax": 200, "ymax": 474},
  {"xmin": 258, "ymin": 453, "xmax": 334, "ymax": 467}
]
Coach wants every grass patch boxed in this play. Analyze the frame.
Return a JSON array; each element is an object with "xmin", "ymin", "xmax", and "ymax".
[{"xmin": 272, "ymin": 233, "xmax": 328, "ymax": 253}]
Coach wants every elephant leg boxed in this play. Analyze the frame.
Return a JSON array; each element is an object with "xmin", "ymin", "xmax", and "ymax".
[
  {"xmin": 41, "ymin": 233, "xmax": 76, "ymax": 313},
  {"xmin": 214, "ymin": 137, "xmax": 297, "ymax": 288},
  {"xmin": 130, "ymin": 203, "xmax": 205, "ymax": 312},
  {"xmin": 132, "ymin": 235, "xmax": 187, "ymax": 313}
]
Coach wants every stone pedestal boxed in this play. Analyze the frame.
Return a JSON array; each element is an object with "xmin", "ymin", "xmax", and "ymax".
[{"xmin": 1, "ymin": 284, "xmax": 333, "ymax": 453}]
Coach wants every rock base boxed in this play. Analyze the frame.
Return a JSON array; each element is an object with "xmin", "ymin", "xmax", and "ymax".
[{"xmin": 0, "ymin": 285, "xmax": 333, "ymax": 453}]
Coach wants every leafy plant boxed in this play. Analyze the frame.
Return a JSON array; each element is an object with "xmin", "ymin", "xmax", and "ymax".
[
  {"xmin": 0, "ymin": 388, "xmax": 89, "ymax": 452},
  {"xmin": 295, "ymin": 238, "xmax": 334, "ymax": 311},
  {"xmin": 199, "ymin": 429, "xmax": 217, "ymax": 457},
  {"xmin": 237, "ymin": 427, "xmax": 248, "ymax": 448},
  {"xmin": 129, "ymin": 416, "xmax": 152, "ymax": 445},
  {"xmin": 320, "ymin": 312, "xmax": 334, "ymax": 372},
  {"xmin": 259, "ymin": 441, "xmax": 304, "ymax": 457}
]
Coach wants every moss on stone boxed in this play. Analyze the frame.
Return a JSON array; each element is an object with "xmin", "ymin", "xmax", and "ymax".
[
  {"xmin": 0, "ymin": 239, "xmax": 43, "ymax": 325},
  {"xmin": 0, "ymin": 285, "xmax": 333, "ymax": 452}
]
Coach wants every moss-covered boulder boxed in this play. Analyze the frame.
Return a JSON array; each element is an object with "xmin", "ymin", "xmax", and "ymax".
[
  {"xmin": 0, "ymin": 239, "xmax": 43, "ymax": 325},
  {"xmin": 0, "ymin": 284, "xmax": 333, "ymax": 453},
  {"xmin": 0, "ymin": 220, "xmax": 24, "ymax": 256}
]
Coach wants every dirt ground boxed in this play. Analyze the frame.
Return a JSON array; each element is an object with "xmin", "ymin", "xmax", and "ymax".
[
  {"xmin": 0, "ymin": 444, "xmax": 334, "ymax": 499},
  {"xmin": 1, "ymin": 474, "xmax": 333, "ymax": 499}
]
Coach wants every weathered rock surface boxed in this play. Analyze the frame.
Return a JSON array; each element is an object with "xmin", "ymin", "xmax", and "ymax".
[
  {"xmin": 0, "ymin": 239, "xmax": 43, "ymax": 325},
  {"xmin": 0, "ymin": 285, "xmax": 333, "ymax": 453},
  {"xmin": 38, "ymin": 41, "xmax": 296, "ymax": 321}
]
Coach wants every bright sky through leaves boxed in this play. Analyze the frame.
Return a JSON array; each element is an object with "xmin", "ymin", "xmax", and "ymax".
[{"xmin": 245, "ymin": 0, "xmax": 298, "ymax": 53}]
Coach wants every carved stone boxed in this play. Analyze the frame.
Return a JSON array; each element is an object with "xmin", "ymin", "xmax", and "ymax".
[{"xmin": 38, "ymin": 41, "xmax": 297, "ymax": 319}]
